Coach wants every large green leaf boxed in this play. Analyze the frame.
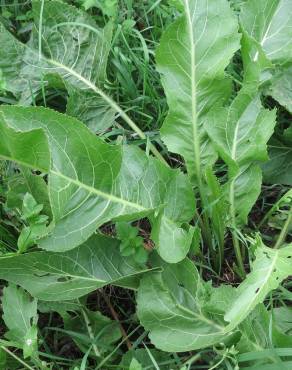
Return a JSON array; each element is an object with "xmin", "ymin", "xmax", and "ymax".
[
  {"xmin": 0, "ymin": 106, "xmax": 195, "ymax": 260},
  {"xmin": 0, "ymin": 1, "xmax": 110, "ymax": 98},
  {"xmin": 157, "ymin": 0, "xmax": 240, "ymax": 183},
  {"xmin": 240, "ymin": 0, "xmax": 292, "ymax": 65},
  {"xmin": 137, "ymin": 258, "xmax": 232, "ymax": 352},
  {"xmin": 206, "ymin": 87, "xmax": 276, "ymax": 224},
  {"xmin": 225, "ymin": 238, "xmax": 292, "ymax": 328},
  {"xmin": 0, "ymin": 1, "xmax": 114, "ymax": 132},
  {"xmin": 0, "ymin": 234, "xmax": 153, "ymax": 300}
]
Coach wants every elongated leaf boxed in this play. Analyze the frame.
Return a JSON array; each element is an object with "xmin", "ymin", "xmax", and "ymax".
[
  {"xmin": 237, "ymin": 304, "xmax": 291, "ymax": 354},
  {"xmin": 0, "ymin": 106, "xmax": 195, "ymax": 260},
  {"xmin": 225, "ymin": 238, "xmax": 292, "ymax": 328},
  {"xmin": 157, "ymin": 0, "xmax": 240, "ymax": 183},
  {"xmin": 206, "ymin": 87, "xmax": 276, "ymax": 223},
  {"xmin": 138, "ymin": 241, "xmax": 292, "ymax": 352},
  {"xmin": 137, "ymin": 258, "xmax": 231, "ymax": 352},
  {"xmin": 0, "ymin": 234, "xmax": 154, "ymax": 300}
]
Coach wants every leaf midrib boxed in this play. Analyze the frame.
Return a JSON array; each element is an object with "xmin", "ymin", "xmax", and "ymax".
[
  {"xmin": 184, "ymin": 0, "xmax": 202, "ymax": 182},
  {"xmin": 225, "ymin": 249, "xmax": 279, "ymax": 327},
  {"xmin": 253, "ymin": 1, "xmax": 281, "ymax": 61},
  {"xmin": 0, "ymin": 151, "xmax": 146, "ymax": 211}
]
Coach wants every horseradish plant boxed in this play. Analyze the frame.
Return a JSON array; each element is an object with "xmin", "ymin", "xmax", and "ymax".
[{"xmin": 0, "ymin": 0, "xmax": 291, "ymax": 359}]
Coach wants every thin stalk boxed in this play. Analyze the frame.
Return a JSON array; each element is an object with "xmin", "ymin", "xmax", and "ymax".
[
  {"xmin": 80, "ymin": 305, "xmax": 100, "ymax": 357},
  {"xmin": 195, "ymin": 209, "xmax": 214, "ymax": 258},
  {"xmin": 95, "ymin": 326, "xmax": 140, "ymax": 370},
  {"xmin": 0, "ymin": 346, "xmax": 35, "ymax": 370},
  {"xmin": 274, "ymin": 208, "xmax": 292, "ymax": 249},
  {"xmin": 231, "ymin": 230, "xmax": 245, "ymax": 279},
  {"xmin": 229, "ymin": 179, "xmax": 245, "ymax": 278},
  {"xmin": 101, "ymin": 292, "xmax": 132, "ymax": 351},
  {"xmin": 38, "ymin": 0, "xmax": 45, "ymax": 60}
]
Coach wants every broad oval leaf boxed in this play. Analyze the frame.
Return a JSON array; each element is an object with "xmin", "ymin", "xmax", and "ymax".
[
  {"xmin": 0, "ymin": 1, "xmax": 110, "ymax": 99},
  {"xmin": 0, "ymin": 106, "xmax": 195, "ymax": 260}
]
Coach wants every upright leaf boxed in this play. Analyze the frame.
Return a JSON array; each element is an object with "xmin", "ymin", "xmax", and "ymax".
[
  {"xmin": 157, "ymin": 0, "xmax": 240, "ymax": 183},
  {"xmin": 240, "ymin": 0, "xmax": 292, "ymax": 108},
  {"xmin": 237, "ymin": 303, "xmax": 292, "ymax": 361},
  {"xmin": 206, "ymin": 87, "xmax": 276, "ymax": 224},
  {"xmin": 0, "ymin": 234, "xmax": 155, "ymax": 300}
]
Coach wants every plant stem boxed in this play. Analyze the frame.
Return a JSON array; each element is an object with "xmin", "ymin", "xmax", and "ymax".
[
  {"xmin": 229, "ymin": 178, "xmax": 245, "ymax": 278},
  {"xmin": 101, "ymin": 291, "xmax": 132, "ymax": 351},
  {"xmin": 274, "ymin": 209, "xmax": 292, "ymax": 249},
  {"xmin": 80, "ymin": 306, "xmax": 100, "ymax": 357},
  {"xmin": 0, "ymin": 346, "xmax": 35, "ymax": 370},
  {"xmin": 231, "ymin": 230, "xmax": 245, "ymax": 278}
]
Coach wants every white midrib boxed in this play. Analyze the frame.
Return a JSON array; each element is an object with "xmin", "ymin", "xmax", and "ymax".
[
  {"xmin": 0, "ymin": 153, "xmax": 146, "ymax": 212},
  {"xmin": 184, "ymin": 0, "xmax": 201, "ymax": 182},
  {"xmin": 253, "ymin": 2, "xmax": 279, "ymax": 61},
  {"xmin": 16, "ymin": 35, "xmax": 168, "ymax": 166},
  {"xmin": 48, "ymin": 59, "xmax": 147, "ymax": 140},
  {"xmin": 50, "ymin": 169, "xmax": 145, "ymax": 211},
  {"xmin": 178, "ymin": 303, "xmax": 224, "ymax": 332}
]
